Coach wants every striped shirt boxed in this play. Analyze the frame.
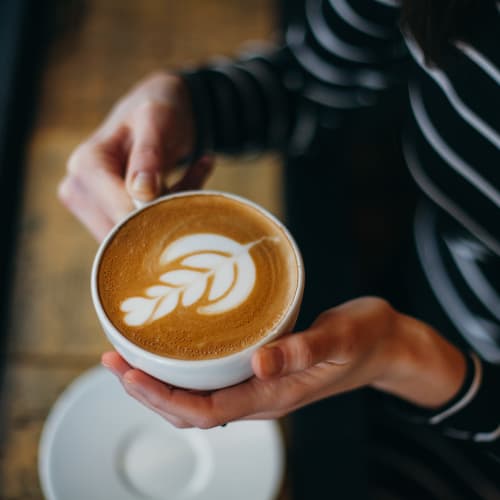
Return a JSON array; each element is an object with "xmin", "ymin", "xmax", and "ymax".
[{"xmin": 181, "ymin": 0, "xmax": 500, "ymax": 484}]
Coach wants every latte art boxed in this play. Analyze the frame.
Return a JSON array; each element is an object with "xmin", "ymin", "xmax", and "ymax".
[
  {"xmin": 97, "ymin": 193, "xmax": 299, "ymax": 360},
  {"xmin": 120, "ymin": 233, "xmax": 279, "ymax": 326}
]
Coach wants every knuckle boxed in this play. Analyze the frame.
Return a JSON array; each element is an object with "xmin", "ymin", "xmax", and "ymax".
[
  {"xmin": 195, "ymin": 415, "xmax": 217, "ymax": 430},
  {"xmin": 122, "ymin": 382, "xmax": 137, "ymax": 399},
  {"xmin": 367, "ymin": 296, "xmax": 392, "ymax": 313},
  {"xmin": 370, "ymin": 297, "xmax": 398, "ymax": 336},
  {"xmin": 164, "ymin": 416, "xmax": 187, "ymax": 428},
  {"xmin": 136, "ymin": 99, "xmax": 173, "ymax": 120},
  {"xmin": 335, "ymin": 319, "xmax": 357, "ymax": 357},
  {"xmin": 290, "ymin": 335, "xmax": 314, "ymax": 369},
  {"xmin": 136, "ymin": 99, "xmax": 158, "ymax": 117},
  {"xmin": 136, "ymin": 142, "xmax": 163, "ymax": 160},
  {"xmin": 339, "ymin": 316, "xmax": 356, "ymax": 337},
  {"xmin": 376, "ymin": 298, "xmax": 396, "ymax": 322},
  {"xmin": 325, "ymin": 310, "xmax": 355, "ymax": 337},
  {"xmin": 57, "ymin": 177, "xmax": 70, "ymax": 203},
  {"xmin": 66, "ymin": 145, "xmax": 88, "ymax": 176},
  {"xmin": 57, "ymin": 177, "xmax": 76, "ymax": 206},
  {"xmin": 175, "ymin": 421, "xmax": 192, "ymax": 429},
  {"xmin": 146, "ymin": 395, "xmax": 165, "ymax": 414},
  {"xmin": 314, "ymin": 309, "xmax": 355, "ymax": 360}
]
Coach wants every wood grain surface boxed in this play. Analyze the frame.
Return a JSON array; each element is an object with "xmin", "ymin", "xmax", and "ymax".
[{"xmin": 0, "ymin": 1, "xmax": 288, "ymax": 498}]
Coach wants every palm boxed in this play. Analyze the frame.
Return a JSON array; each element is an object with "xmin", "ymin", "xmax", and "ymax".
[{"xmin": 104, "ymin": 351, "xmax": 352, "ymax": 427}]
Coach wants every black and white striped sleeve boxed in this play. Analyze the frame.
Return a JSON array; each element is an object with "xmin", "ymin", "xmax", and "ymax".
[
  {"xmin": 399, "ymin": 0, "xmax": 500, "ymax": 454},
  {"xmin": 385, "ymin": 352, "xmax": 500, "ymax": 458},
  {"xmin": 181, "ymin": 0, "xmax": 407, "ymax": 158}
]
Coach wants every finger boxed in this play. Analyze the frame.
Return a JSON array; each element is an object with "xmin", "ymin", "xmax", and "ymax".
[
  {"xmin": 58, "ymin": 176, "xmax": 115, "ymax": 241},
  {"xmin": 252, "ymin": 325, "xmax": 344, "ymax": 380},
  {"xmin": 101, "ymin": 351, "xmax": 131, "ymax": 377},
  {"xmin": 102, "ymin": 355, "xmax": 192, "ymax": 427},
  {"xmin": 123, "ymin": 369, "xmax": 269, "ymax": 428},
  {"xmin": 125, "ymin": 104, "xmax": 178, "ymax": 201},
  {"xmin": 89, "ymin": 159, "xmax": 136, "ymax": 222},
  {"xmin": 72, "ymin": 152, "xmax": 134, "ymax": 225},
  {"xmin": 170, "ymin": 156, "xmax": 215, "ymax": 192},
  {"xmin": 121, "ymin": 374, "xmax": 192, "ymax": 428},
  {"xmin": 68, "ymin": 134, "xmax": 134, "ymax": 224},
  {"xmin": 122, "ymin": 369, "xmax": 215, "ymax": 426},
  {"xmin": 122, "ymin": 369, "xmax": 209, "ymax": 426}
]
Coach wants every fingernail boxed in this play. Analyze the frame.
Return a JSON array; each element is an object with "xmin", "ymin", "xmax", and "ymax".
[
  {"xmin": 262, "ymin": 346, "xmax": 284, "ymax": 378},
  {"xmin": 123, "ymin": 373, "xmax": 136, "ymax": 387},
  {"xmin": 132, "ymin": 172, "xmax": 157, "ymax": 195}
]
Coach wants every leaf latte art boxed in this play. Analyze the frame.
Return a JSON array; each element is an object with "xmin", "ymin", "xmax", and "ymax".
[
  {"xmin": 97, "ymin": 193, "xmax": 300, "ymax": 360},
  {"xmin": 120, "ymin": 234, "xmax": 278, "ymax": 326}
]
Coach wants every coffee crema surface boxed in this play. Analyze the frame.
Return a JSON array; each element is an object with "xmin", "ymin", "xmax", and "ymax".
[{"xmin": 98, "ymin": 194, "xmax": 299, "ymax": 360}]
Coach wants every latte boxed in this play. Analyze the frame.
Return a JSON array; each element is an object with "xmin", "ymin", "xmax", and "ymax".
[{"xmin": 97, "ymin": 192, "xmax": 300, "ymax": 360}]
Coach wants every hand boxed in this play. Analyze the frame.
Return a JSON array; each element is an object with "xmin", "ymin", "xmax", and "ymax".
[
  {"xmin": 59, "ymin": 72, "xmax": 214, "ymax": 241},
  {"xmin": 102, "ymin": 297, "xmax": 466, "ymax": 428}
]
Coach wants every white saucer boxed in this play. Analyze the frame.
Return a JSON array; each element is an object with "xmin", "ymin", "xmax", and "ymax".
[{"xmin": 39, "ymin": 366, "xmax": 285, "ymax": 500}]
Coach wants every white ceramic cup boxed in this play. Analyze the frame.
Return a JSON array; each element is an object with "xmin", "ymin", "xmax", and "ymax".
[{"xmin": 91, "ymin": 190, "xmax": 304, "ymax": 390}]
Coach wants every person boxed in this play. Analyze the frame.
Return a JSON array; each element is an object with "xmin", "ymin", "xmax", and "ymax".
[{"xmin": 59, "ymin": 0, "xmax": 499, "ymax": 497}]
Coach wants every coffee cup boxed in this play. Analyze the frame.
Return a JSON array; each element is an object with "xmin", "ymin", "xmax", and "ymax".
[{"xmin": 91, "ymin": 190, "xmax": 304, "ymax": 390}]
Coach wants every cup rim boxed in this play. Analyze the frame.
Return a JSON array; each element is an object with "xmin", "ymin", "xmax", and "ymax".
[{"xmin": 91, "ymin": 189, "xmax": 304, "ymax": 367}]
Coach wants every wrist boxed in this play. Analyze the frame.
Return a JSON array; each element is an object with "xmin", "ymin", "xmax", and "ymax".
[
  {"xmin": 175, "ymin": 75, "xmax": 195, "ymax": 158},
  {"xmin": 178, "ymin": 70, "xmax": 213, "ymax": 163},
  {"xmin": 372, "ymin": 312, "xmax": 467, "ymax": 409}
]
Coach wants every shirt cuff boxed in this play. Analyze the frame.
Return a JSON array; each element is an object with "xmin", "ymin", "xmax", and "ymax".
[
  {"xmin": 179, "ymin": 69, "xmax": 214, "ymax": 163},
  {"xmin": 384, "ymin": 351, "xmax": 480, "ymax": 425}
]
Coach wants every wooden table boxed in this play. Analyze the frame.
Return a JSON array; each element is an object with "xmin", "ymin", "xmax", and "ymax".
[{"xmin": 0, "ymin": 1, "xmax": 290, "ymax": 498}]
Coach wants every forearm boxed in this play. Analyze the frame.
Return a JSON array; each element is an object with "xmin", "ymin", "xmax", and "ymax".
[{"xmin": 181, "ymin": 47, "xmax": 298, "ymax": 158}]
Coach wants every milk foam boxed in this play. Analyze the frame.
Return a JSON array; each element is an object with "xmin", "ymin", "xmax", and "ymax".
[{"xmin": 120, "ymin": 233, "xmax": 278, "ymax": 326}]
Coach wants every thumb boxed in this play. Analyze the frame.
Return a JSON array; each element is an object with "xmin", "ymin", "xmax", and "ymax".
[
  {"xmin": 252, "ymin": 326, "xmax": 343, "ymax": 380},
  {"xmin": 126, "ymin": 120, "xmax": 172, "ymax": 201}
]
